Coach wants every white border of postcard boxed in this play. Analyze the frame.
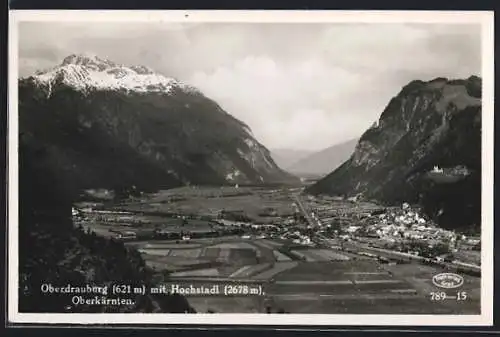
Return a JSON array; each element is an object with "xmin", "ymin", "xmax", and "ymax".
[{"xmin": 8, "ymin": 10, "xmax": 495, "ymax": 326}]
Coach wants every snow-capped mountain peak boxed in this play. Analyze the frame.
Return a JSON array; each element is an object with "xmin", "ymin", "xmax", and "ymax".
[
  {"xmin": 29, "ymin": 53, "xmax": 192, "ymax": 95},
  {"xmin": 60, "ymin": 53, "xmax": 119, "ymax": 71}
]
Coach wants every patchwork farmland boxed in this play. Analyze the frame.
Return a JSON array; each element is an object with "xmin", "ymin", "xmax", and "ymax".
[
  {"xmin": 76, "ymin": 186, "xmax": 481, "ymax": 314},
  {"xmin": 125, "ymin": 237, "xmax": 479, "ymax": 314}
]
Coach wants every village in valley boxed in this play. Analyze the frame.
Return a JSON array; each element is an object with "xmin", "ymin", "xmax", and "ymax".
[{"xmin": 71, "ymin": 177, "xmax": 481, "ymax": 314}]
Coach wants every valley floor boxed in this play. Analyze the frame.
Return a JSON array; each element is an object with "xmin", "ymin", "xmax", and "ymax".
[{"xmin": 74, "ymin": 186, "xmax": 481, "ymax": 314}]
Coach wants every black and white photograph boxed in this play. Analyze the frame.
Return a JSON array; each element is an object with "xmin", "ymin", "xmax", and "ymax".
[{"xmin": 8, "ymin": 10, "xmax": 494, "ymax": 326}]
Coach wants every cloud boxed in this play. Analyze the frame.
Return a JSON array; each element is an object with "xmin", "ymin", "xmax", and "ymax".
[
  {"xmin": 189, "ymin": 55, "xmax": 370, "ymax": 149},
  {"xmin": 17, "ymin": 22, "xmax": 481, "ymax": 151}
]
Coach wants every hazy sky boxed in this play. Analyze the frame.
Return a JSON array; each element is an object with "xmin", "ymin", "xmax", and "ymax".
[{"xmin": 18, "ymin": 22, "xmax": 481, "ymax": 151}]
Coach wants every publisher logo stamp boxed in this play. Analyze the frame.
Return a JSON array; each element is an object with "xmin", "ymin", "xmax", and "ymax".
[{"xmin": 432, "ymin": 273, "xmax": 464, "ymax": 289}]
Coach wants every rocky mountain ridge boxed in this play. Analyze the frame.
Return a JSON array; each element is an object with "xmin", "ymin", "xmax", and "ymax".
[
  {"xmin": 20, "ymin": 54, "xmax": 297, "ymax": 194},
  {"xmin": 32, "ymin": 53, "xmax": 196, "ymax": 95},
  {"xmin": 307, "ymin": 76, "xmax": 482, "ymax": 231}
]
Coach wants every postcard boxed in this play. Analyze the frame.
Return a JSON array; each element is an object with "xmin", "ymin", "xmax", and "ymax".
[{"xmin": 7, "ymin": 9, "xmax": 494, "ymax": 326}]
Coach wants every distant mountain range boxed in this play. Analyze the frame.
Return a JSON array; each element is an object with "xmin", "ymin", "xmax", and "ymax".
[
  {"xmin": 271, "ymin": 138, "xmax": 359, "ymax": 178},
  {"xmin": 287, "ymin": 138, "xmax": 359, "ymax": 176},
  {"xmin": 307, "ymin": 76, "xmax": 482, "ymax": 232},
  {"xmin": 19, "ymin": 53, "xmax": 297, "ymax": 195},
  {"xmin": 270, "ymin": 149, "xmax": 314, "ymax": 171}
]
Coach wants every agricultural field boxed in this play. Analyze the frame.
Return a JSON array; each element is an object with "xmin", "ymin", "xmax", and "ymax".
[
  {"xmin": 129, "ymin": 237, "xmax": 279, "ymax": 277},
  {"xmin": 76, "ymin": 186, "xmax": 481, "ymax": 314},
  {"xmin": 269, "ymin": 296, "xmax": 459, "ymax": 314},
  {"xmin": 116, "ymin": 186, "xmax": 296, "ymax": 222},
  {"xmin": 261, "ymin": 259, "xmax": 480, "ymax": 314},
  {"xmin": 252, "ymin": 262, "xmax": 299, "ymax": 280},
  {"xmin": 273, "ymin": 251, "xmax": 292, "ymax": 262},
  {"xmin": 169, "ymin": 256, "xmax": 478, "ymax": 314},
  {"xmin": 273, "ymin": 261, "xmax": 384, "ymax": 281},
  {"xmin": 79, "ymin": 214, "xmax": 217, "ymax": 242},
  {"xmin": 289, "ymin": 249, "xmax": 351, "ymax": 262}
]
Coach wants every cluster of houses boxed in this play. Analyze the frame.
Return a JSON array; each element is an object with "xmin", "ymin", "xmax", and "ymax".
[
  {"xmin": 290, "ymin": 196, "xmax": 481, "ymax": 268},
  {"xmin": 301, "ymin": 196, "xmax": 480, "ymax": 251},
  {"xmin": 356, "ymin": 203, "xmax": 482, "ymax": 255}
]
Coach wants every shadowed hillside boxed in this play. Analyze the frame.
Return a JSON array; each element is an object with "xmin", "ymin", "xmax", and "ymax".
[
  {"xmin": 307, "ymin": 76, "xmax": 482, "ymax": 232},
  {"xmin": 19, "ymin": 54, "xmax": 297, "ymax": 195},
  {"xmin": 18, "ymin": 137, "xmax": 194, "ymax": 313}
]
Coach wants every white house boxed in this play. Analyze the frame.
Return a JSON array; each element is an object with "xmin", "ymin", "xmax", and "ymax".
[{"xmin": 432, "ymin": 165, "xmax": 444, "ymax": 173}]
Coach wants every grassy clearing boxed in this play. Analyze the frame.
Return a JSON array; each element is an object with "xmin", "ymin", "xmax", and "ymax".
[
  {"xmin": 267, "ymin": 283, "xmax": 355, "ymax": 295},
  {"xmin": 229, "ymin": 263, "xmax": 272, "ymax": 278},
  {"xmin": 297, "ymin": 249, "xmax": 351, "ymax": 262},
  {"xmin": 271, "ymin": 297, "xmax": 462, "ymax": 314},
  {"xmin": 125, "ymin": 187, "xmax": 295, "ymax": 221},
  {"xmin": 273, "ymin": 250, "xmax": 292, "ymax": 262},
  {"xmin": 252, "ymin": 262, "xmax": 298, "ymax": 280},
  {"xmin": 274, "ymin": 261, "xmax": 386, "ymax": 281},
  {"xmin": 170, "ymin": 268, "xmax": 220, "ymax": 277}
]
